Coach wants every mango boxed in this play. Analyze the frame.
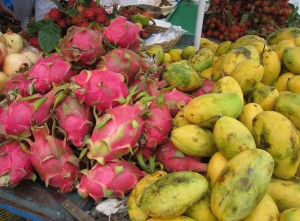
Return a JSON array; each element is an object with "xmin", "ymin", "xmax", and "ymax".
[
  {"xmin": 267, "ymin": 27, "xmax": 300, "ymax": 46},
  {"xmin": 184, "ymin": 193, "xmax": 218, "ymax": 221},
  {"xmin": 241, "ymin": 193, "xmax": 279, "ymax": 221},
  {"xmin": 146, "ymin": 45, "xmax": 164, "ymax": 65},
  {"xmin": 279, "ymin": 208, "xmax": 300, "ymax": 221},
  {"xmin": 188, "ymin": 48, "xmax": 214, "ymax": 73},
  {"xmin": 163, "ymin": 61, "xmax": 203, "ymax": 92},
  {"xmin": 272, "ymin": 72, "xmax": 295, "ymax": 92},
  {"xmin": 282, "ymin": 47, "xmax": 300, "ymax": 75},
  {"xmin": 201, "ymin": 41, "xmax": 219, "ymax": 53},
  {"xmin": 261, "ymin": 49, "xmax": 281, "ymax": 86},
  {"xmin": 132, "ymin": 13, "xmax": 149, "ymax": 26},
  {"xmin": 267, "ymin": 176, "xmax": 300, "ymax": 211},
  {"xmin": 211, "ymin": 55, "xmax": 225, "ymax": 82},
  {"xmin": 232, "ymin": 35, "xmax": 268, "ymax": 54},
  {"xmin": 184, "ymin": 93, "xmax": 243, "ymax": 129},
  {"xmin": 221, "ymin": 45, "xmax": 260, "ymax": 76},
  {"xmin": 231, "ymin": 59, "xmax": 264, "ymax": 96},
  {"xmin": 171, "ymin": 124, "xmax": 217, "ymax": 157},
  {"xmin": 287, "ymin": 75, "xmax": 300, "ymax": 93},
  {"xmin": 146, "ymin": 216, "xmax": 197, "ymax": 221},
  {"xmin": 215, "ymin": 41, "xmax": 232, "ymax": 56},
  {"xmin": 199, "ymin": 66, "xmax": 213, "ymax": 80},
  {"xmin": 213, "ymin": 116, "xmax": 256, "ymax": 160},
  {"xmin": 238, "ymin": 103, "xmax": 264, "ymax": 135},
  {"xmin": 253, "ymin": 111, "xmax": 300, "ymax": 179},
  {"xmin": 128, "ymin": 171, "xmax": 167, "ymax": 221},
  {"xmin": 212, "ymin": 76, "xmax": 244, "ymax": 106},
  {"xmin": 172, "ymin": 108, "xmax": 191, "ymax": 130},
  {"xmin": 247, "ymin": 83, "xmax": 279, "ymax": 111},
  {"xmin": 207, "ymin": 151, "xmax": 228, "ymax": 188},
  {"xmin": 211, "ymin": 149, "xmax": 274, "ymax": 221},
  {"xmin": 275, "ymin": 92, "xmax": 300, "ymax": 130},
  {"xmin": 273, "ymin": 39, "xmax": 296, "ymax": 59},
  {"xmin": 140, "ymin": 171, "xmax": 208, "ymax": 219}
]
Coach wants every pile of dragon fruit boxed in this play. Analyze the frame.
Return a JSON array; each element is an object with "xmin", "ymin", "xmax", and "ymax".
[{"xmin": 0, "ymin": 16, "xmax": 208, "ymax": 202}]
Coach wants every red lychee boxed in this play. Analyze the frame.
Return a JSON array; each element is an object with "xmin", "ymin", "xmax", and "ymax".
[
  {"xmin": 57, "ymin": 19, "xmax": 66, "ymax": 29},
  {"xmin": 83, "ymin": 8, "xmax": 95, "ymax": 20},
  {"xmin": 49, "ymin": 8, "xmax": 62, "ymax": 21},
  {"xmin": 96, "ymin": 14, "xmax": 106, "ymax": 23}
]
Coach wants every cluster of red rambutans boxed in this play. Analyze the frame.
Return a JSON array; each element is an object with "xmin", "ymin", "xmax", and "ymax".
[
  {"xmin": 44, "ymin": 1, "xmax": 109, "ymax": 30},
  {"xmin": 203, "ymin": 0, "xmax": 293, "ymax": 41}
]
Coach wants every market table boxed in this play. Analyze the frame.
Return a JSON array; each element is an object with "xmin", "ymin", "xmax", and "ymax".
[{"xmin": 0, "ymin": 180, "xmax": 94, "ymax": 221}]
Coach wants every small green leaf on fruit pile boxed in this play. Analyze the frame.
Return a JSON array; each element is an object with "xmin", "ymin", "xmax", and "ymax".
[
  {"xmin": 38, "ymin": 21, "xmax": 61, "ymax": 53},
  {"xmin": 79, "ymin": 0, "xmax": 93, "ymax": 7},
  {"xmin": 27, "ymin": 20, "xmax": 51, "ymax": 35},
  {"xmin": 53, "ymin": 0, "xmax": 78, "ymax": 17}
]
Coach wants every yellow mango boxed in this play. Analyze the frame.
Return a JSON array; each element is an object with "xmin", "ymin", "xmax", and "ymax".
[
  {"xmin": 140, "ymin": 171, "xmax": 208, "ymax": 219},
  {"xmin": 211, "ymin": 149, "xmax": 274, "ymax": 221},
  {"xmin": 211, "ymin": 54, "xmax": 225, "ymax": 82},
  {"xmin": 207, "ymin": 151, "xmax": 228, "ymax": 188},
  {"xmin": 253, "ymin": 111, "xmax": 300, "ymax": 179},
  {"xmin": 275, "ymin": 92, "xmax": 300, "ymax": 130},
  {"xmin": 261, "ymin": 49, "xmax": 281, "ymax": 86},
  {"xmin": 268, "ymin": 176, "xmax": 300, "ymax": 211},
  {"xmin": 247, "ymin": 83, "xmax": 279, "ymax": 111},
  {"xmin": 172, "ymin": 108, "xmax": 191, "ymax": 130},
  {"xmin": 238, "ymin": 103, "xmax": 264, "ymax": 135},
  {"xmin": 267, "ymin": 27, "xmax": 300, "ymax": 46},
  {"xmin": 184, "ymin": 93, "xmax": 243, "ymax": 129},
  {"xmin": 201, "ymin": 41, "xmax": 219, "ymax": 54},
  {"xmin": 221, "ymin": 45, "xmax": 260, "ymax": 76},
  {"xmin": 212, "ymin": 76, "xmax": 244, "ymax": 106},
  {"xmin": 279, "ymin": 208, "xmax": 300, "ymax": 221},
  {"xmin": 184, "ymin": 194, "xmax": 218, "ymax": 221},
  {"xmin": 171, "ymin": 124, "xmax": 217, "ymax": 157},
  {"xmin": 213, "ymin": 116, "xmax": 256, "ymax": 160},
  {"xmin": 241, "ymin": 193, "xmax": 279, "ymax": 221},
  {"xmin": 287, "ymin": 75, "xmax": 300, "ymax": 93},
  {"xmin": 231, "ymin": 59, "xmax": 264, "ymax": 96},
  {"xmin": 273, "ymin": 39, "xmax": 296, "ymax": 59},
  {"xmin": 272, "ymin": 72, "xmax": 295, "ymax": 92},
  {"xmin": 282, "ymin": 47, "xmax": 300, "ymax": 75},
  {"xmin": 198, "ymin": 66, "xmax": 213, "ymax": 80},
  {"xmin": 215, "ymin": 41, "xmax": 232, "ymax": 56},
  {"xmin": 128, "ymin": 171, "xmax": 167, "ymax": 221},
  {"xmin": 188, "ymin": 48, "xmax": 215, "ymax": 73},
  {"xmin": 146, "ymin": 216, "xmax": 197, "ymax": 221}
]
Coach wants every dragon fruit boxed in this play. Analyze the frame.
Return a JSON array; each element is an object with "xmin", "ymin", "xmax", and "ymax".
[
  {"xmin": 140, "ymin": 94, "xmax": 172, "ymax": 149},
  {"xmin": 71, "ymin": 69, "xmax": 129, "ymax": 113},
  {"xmin": 0, "ymin": 141, "xmax": 36, "ymax": 187},
  {"xmin": 156, "ymin": 141, "xmax": 207, "ymax": 173},
  {"xmin": 77, "ymin": 160, "xmax": 145, "ymax": 202},
  {"xmin": 97, "ymin": 48, "xmax": 156, "ymax": 84},
  {"xmin": 164, "ymin": 89, "xmax": 194, "ymax": 117},
  {"xmin": 0, "ymin": 85, "xmax": 67, "ymax": 139},
  {"xmin": 28, "ymin": 53, "xmax": 76, "ymax": 94},
  {"xmin": 28, "ymin": 124, "xmax": 81, "ymax": 193},
  {"xmin": 57, "ymin": 26, "xmax": 105, "ymax": 65},
  {"xmin": 86, "ymin": 103, "xmax": 145, "ymax": 165},
  {"xmin": 55, "ymin": 95, "xmax": 93, "ymax": 148},
  {"xmin": 103, "ymin": 16, "xmax": 142, "ymax": 50},
  {"xmin": 192, "ymin": 79, "xmax": 215, "ymax": 97},
  {"xmin": 4, "ymin": 73, "xmax": 34, "ymax": 97}
]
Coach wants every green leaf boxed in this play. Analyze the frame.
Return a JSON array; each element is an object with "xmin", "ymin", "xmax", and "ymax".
[
  {"xmin": 241, "ymin": 13, "xmax": 249, "ymax": 23},
  {"xmin": 38, "ymin": 21, "xmax": 61, "ymax": 53},
  {"xmin": 79, "ymin": 0, "xmax": 92, "ymax": 7},
  {"xmin": 27, "ymin": 20, "xmax": 51, "ymax": 35},
  {"xmin": 53, "ymin": 0, "xmax": 78, "ymax": 17}
]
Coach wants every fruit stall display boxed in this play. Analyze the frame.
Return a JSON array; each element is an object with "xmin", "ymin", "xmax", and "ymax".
[
  {"xmin": 0, "ymin": 0, "xmax": 300, "ymax": 220},
  {"xmin": 202, "ymin": 0, "xmax": 299, "ymax": 41}
]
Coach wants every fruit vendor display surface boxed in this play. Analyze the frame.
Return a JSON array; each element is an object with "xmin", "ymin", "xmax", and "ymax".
[{"xmin": 0, "ymin": 0, "xmax": 300, "ymax": 220}]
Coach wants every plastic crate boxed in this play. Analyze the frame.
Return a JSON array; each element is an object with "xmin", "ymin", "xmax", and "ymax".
[{"xmin": 0, "ymin": 208, "xmax": 23, "ymax": 221}]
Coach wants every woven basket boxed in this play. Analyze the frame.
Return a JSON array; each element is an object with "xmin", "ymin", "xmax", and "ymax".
[
  {"xmin": 0, "ymin": 209, "xmax": 23, "ymax": 221},
  {"xmin": 141, "ymin": 25, "xmax": 182, "ymax": 52}
]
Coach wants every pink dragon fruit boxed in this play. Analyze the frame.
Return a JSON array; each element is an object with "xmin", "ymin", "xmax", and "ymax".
[
  {"xmin": 192, "ymin": 79, "xmax": 215, "ymax": 97},
  {"xmin": 97, "ymin": 48, "xmax": 156, "ymax": 84},
  {"xmin": 163, "ymin": 88, "xmax": 194, "ymax": 117},
  {"xmin": 55, "ymin": 95, "xmax": 93, "ymax": 148},
  {"xmin": 57, "ymin": 26, "xmax": 105, "ymax": 65},
  {"xmin": 140, "ymin": 94, "xmax": 172, "ymax": 149},
  {"xmin": 71, "ymin": 69, "xmax": 129, "ymax": 113},
  {"xmin": 28, "ymin": 53, "xmax": 76, "ymax": 94},
  {"xmin": 156, "ymin": 141, "xmax": 207, "ymax": 173},
  {"xmin": 28, "ymin": 124, "xmax": 81, "ymax": 193},
  {"xmin": 103, "ymin": 16, "xmax": 142, "ymax": 50},
  {"xmin": 4, "ymin": 73, "xmax": 34, "ymax": 97},
  {"xmin": 0, "ymin": 141, "xmax": 36, "ymax": 187},
  {"xmin": 86, "ymin": 103, "xmax": 145, "ymax": 165},
  {"xmin": 0, "ymin": 85, "xmax": 68, "ymax": 139},
  {"xmin": 77, "ymin": 160, "xmax": 145, "ymax": 202}
]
